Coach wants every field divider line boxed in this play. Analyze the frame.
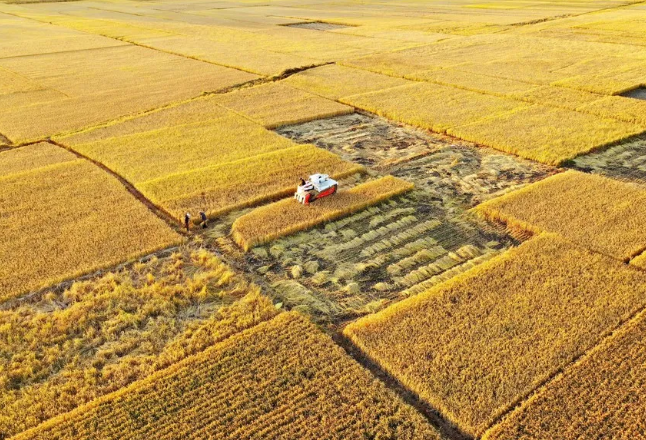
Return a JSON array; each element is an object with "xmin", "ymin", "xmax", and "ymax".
[
  {"xmin": 46, "ymin": 139, "xmax": 186, "ymax": 233},
  {"xmin": 332, "ymin": 330, "xmax": 473, "ymax": 440},
  {"xmin": 481, "ymin": 298, "xmax": 646, "ymax": 438}
]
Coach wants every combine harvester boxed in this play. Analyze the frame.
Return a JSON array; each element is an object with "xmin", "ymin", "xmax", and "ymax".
[{"xmin": 295, "ymin": 173, "xmax": 338, "ymax": 205}]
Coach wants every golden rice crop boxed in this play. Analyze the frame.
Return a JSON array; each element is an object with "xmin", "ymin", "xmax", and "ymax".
[
  {"xmin": 577, "ymin": 95, "xmax": 646, "ymax": 125},
  {"xmin": 66, "ymin": 109, "xmax": 296, "ymax": 184},
  {"xmin": 232, "ymin": 176, "xmax": 413, "ymax": 251},
  {"xmin": 0, "ymin": 149, "xmax": 181, "ymax": 302},
  {"xmin": 409, "ymin": 68, "xmax": 537, "ymax": 97},
  {"xmin": 139, "ymin": 145, "xmax": 364, "ymax": 220},
  {"xmin": 448, "ymin": 105, "xmax": 643, "ymax": 165},
  {"xmin": 0, "ymin": 142, "xmax": 76, "ymax": 177},
  {"xmin": 344, "ymin": 234, "xmax": 646, "ymax": 437},
  {"xmin": 475, "ymin": 170, "xmax": 646, "ymax": 260},
  {"xmin": 0, "ymin": 248, "xmax": 276, "ymax": 437},
  {"xmin": 0, "ymin": 45, "xmax": 255, "ymax": 143},
  {"xmin": 483, "ymin": 309, "xmax": 646, "ymax": 440},
  {"xmin": 213, "ymin": 82, "xmax": 353, "ymax": 129},
  {"xmin": 284, "ymin": 63, "xmax": 409, "ymax": 99},
  {"xmin": 341, "ymin": 82, "xmax": 526, "ymax": 134},
  {"xmin": 631, "ymin": 251, "xmax": 646, "ymax": 270},
  {"xmin": 14, "ymin": 312, "xmax": 443, "ymax": 440}
]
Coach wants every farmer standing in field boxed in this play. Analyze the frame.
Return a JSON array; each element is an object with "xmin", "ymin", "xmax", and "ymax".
[
  {"xmin": 199, "ymin": 211, "xmax": 208, "ymax": 229},
  {"xmin": 184, "ymin": 212, "xmax": 191, "ymax": 232}
]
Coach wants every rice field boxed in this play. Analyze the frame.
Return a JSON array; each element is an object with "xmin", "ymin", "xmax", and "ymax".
[
  {"xmin": 344, "ymin": 234, "xmax": 646, "ymax": 436},
  {"xmin": 0, "ymin": 246, "xmax": 275, "ymax": 437},
  {"xmin": 483, "ymin": 308, "xmax": 646, "ymax": 440},
  {"xmin": 3, "ymin": 0, "xmax": 646, "ymax": 438},
  {"xmin": 13, "ymin": 312, "xmax": 444, "ymax": 440},
  {"xmin": 475, "ymin": 170, "xmax": 646, "ymax": 261},
  {"xmin": 0, "ymin": 144, "xmax": 181, "ymax": 302}
]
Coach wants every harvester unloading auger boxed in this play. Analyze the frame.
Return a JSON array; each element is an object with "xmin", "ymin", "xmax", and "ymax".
[{"xmin": 295, "ymin": 173, "xmax": 338, "ymax": 205}]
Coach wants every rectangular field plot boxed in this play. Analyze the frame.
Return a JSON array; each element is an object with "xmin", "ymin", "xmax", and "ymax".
[
  {"xmin": 60, "ymin": 97, "xmax": 362, "ymax": 220},
  {"xmin": 344, "ymin": 234, "xmax": 646, "ymax": 436},
  {"xmin": 0, "ymin": 248, "xmax": 275, "ymax": 437},
  {"xmin": 0, "ymin": 45, "xmax": 256, "ymax": 144},
  {"xmin": 213, "ymin": 82, "xmax": 353, "ymax": 129},
  {"xmin": 284, "ymin": 64, "xmax": 409, "ymax": 100},
  {"xmin": 0, "ymin": 145, "xmax": 181, "ymax": 302},
  {"xmin": 13, "ymin": 313, "xmax": 444, "ymax": 440},
  {"xmin": 483, "ymin": 310, "xmax": 646, "ymax": 440},
  {"xmin": 232, "ymin": 175, "xmax": 413, "ymax": 250},
  {"xmin": 476, "ymin": 170, "xmax": 646, "ymax": 261}
]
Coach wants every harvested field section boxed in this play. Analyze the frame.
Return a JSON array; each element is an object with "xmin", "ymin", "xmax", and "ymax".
[
  {"xmin": 139, "ymin": 145, "xmax": 363, "ymax": 220},
  {"xmin": 213, "ymin": 82, "xmax": 353, "ymax": 129},
  {"xmin": 277, "ymin": 113, "xmax": 554, "ymax": 206},
  {"xmin": 13, "ymin": 313, "xmax": 444, "ymax": 440},
  {"xmin": 0, "ymin": 147, "xmax": 181, "ymax": 302},
  {"xmin": 0, "ymin": 247, "xmax": 276, "ymax": 437},
  {"xmin": 344, "ymin": 234, "xmax": 646, "ymax": 437},
  {"xmin": 230, "ymin": 189, "xmax": 510, "ymax": 322},
  {"xmin": 0, "ymin": 45, "xmax": 256, "ymax": 143},
  {"xmin": 483, "ymin": 309, "xmax": 646, "ymax": 440},
  {"xmin": 283, "ymin": 64, "xmax": 409, "ymax": 100},
  {"xmin": 573, "ymin": 135, "xmax": 646, "ymax": 185},
  {"xmin": 476, "ymin": 170, "xmax": 646, "ymax": 260},
  {"xmin": 232, "ymin": 176, "xmax": 414, "ymax": 251}
]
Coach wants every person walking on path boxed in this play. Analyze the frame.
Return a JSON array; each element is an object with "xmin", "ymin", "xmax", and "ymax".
[
  {"xmin": 184, "ymin": 212, "xmax": 191, "ymax": 232},
  {"xmin": 199, "ymin": 211, "xmax": 208, "ymax": 229}
]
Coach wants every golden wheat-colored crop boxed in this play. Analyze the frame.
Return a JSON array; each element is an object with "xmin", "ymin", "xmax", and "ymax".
[
  {"xmin": 344, "ymin": 234, "xmax": 646, "ymax": 437},
  {"xmin": 213, "ymin": 82, "xmax": 353, "ymax": 128},
  {"xmin": 14, "ymin": 312, "xmax": 443, "ymax": 440},
  {"xmin": 0, "ymin": 45, "xmax": 255, "ymax": 143},
  {"xmin": 232, "ymin": 176, "xmax": 413, "ymax": 251},
  {"xmin": 483, "ymin": 309, "xmax": 646, "ymax": 440},
  {"xmin": 139, "ymin": 144, "xmax": 364, "ymax": 220},
  {"xmin": 0, "ymin": 148, "xmax": 181, "ymax": 302},
  {"xmin": 475, "ymin": 170, "xmax": 646, "ymax": 260},
  {"xmin": 284, "ymin": 63, "xmax": 409, "ymax": 99},
  {"xmin": 449, "ymin": 105, "xmax": 643, "ymax": 165},
  {"xmin": 577, "ymin": 95, "xmax": 646, "ymax": 125},
  {"xmin": 0, "ymin": 142, "xmax": 76, "ymax": 177},
  {"xmin": 341, "ymin": 82, "xmax": 526, "ymax": 134},
  {"xmin": 66, "ymin": 109, "xmax": 296, "ymax": 184},
  {"xmin": 631, "ymin": 251, "xmax": 646, "ymax": 270},
  {"xmin": 0, "ymin": 248, "xmax": 276, "ymax": 437}
]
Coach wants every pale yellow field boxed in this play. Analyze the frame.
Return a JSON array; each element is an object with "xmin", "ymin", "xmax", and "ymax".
[
  {"xmin": 213, "ymin": 82, "xmax": 353, "ymax": 128},
  {"xmin": 0, "ymin": 145, "xmax": 181, "ymax": 302},
  {"xmin": 232, "ymin": 175, "xmax": 413, "ymax": 251},
  {"xmin": 345, "ymin": 234, "xmax": 646, "ymax": 436},
  {"xmin": 13, "ymin": 312, "xmax": 443, "ymax": 440},
  {"xmin": 0, "ymin": 142, "xmax": 76, "ymax": 177},
  {"xmin": 475, "ymin": 170, "xmax": 646, "ymax": 261},
  {"xmin": 0, "ymin": 42, "xmax": 256, "ymax": 144},
  {"xmin": 483, "ymin": 309, "xmax": 646, "ymax": 440}
]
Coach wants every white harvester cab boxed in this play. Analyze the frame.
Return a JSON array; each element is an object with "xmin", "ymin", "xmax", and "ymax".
[{"xmin": 295, "ymin": 173, "xmax": 338, "ymax": 205}]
